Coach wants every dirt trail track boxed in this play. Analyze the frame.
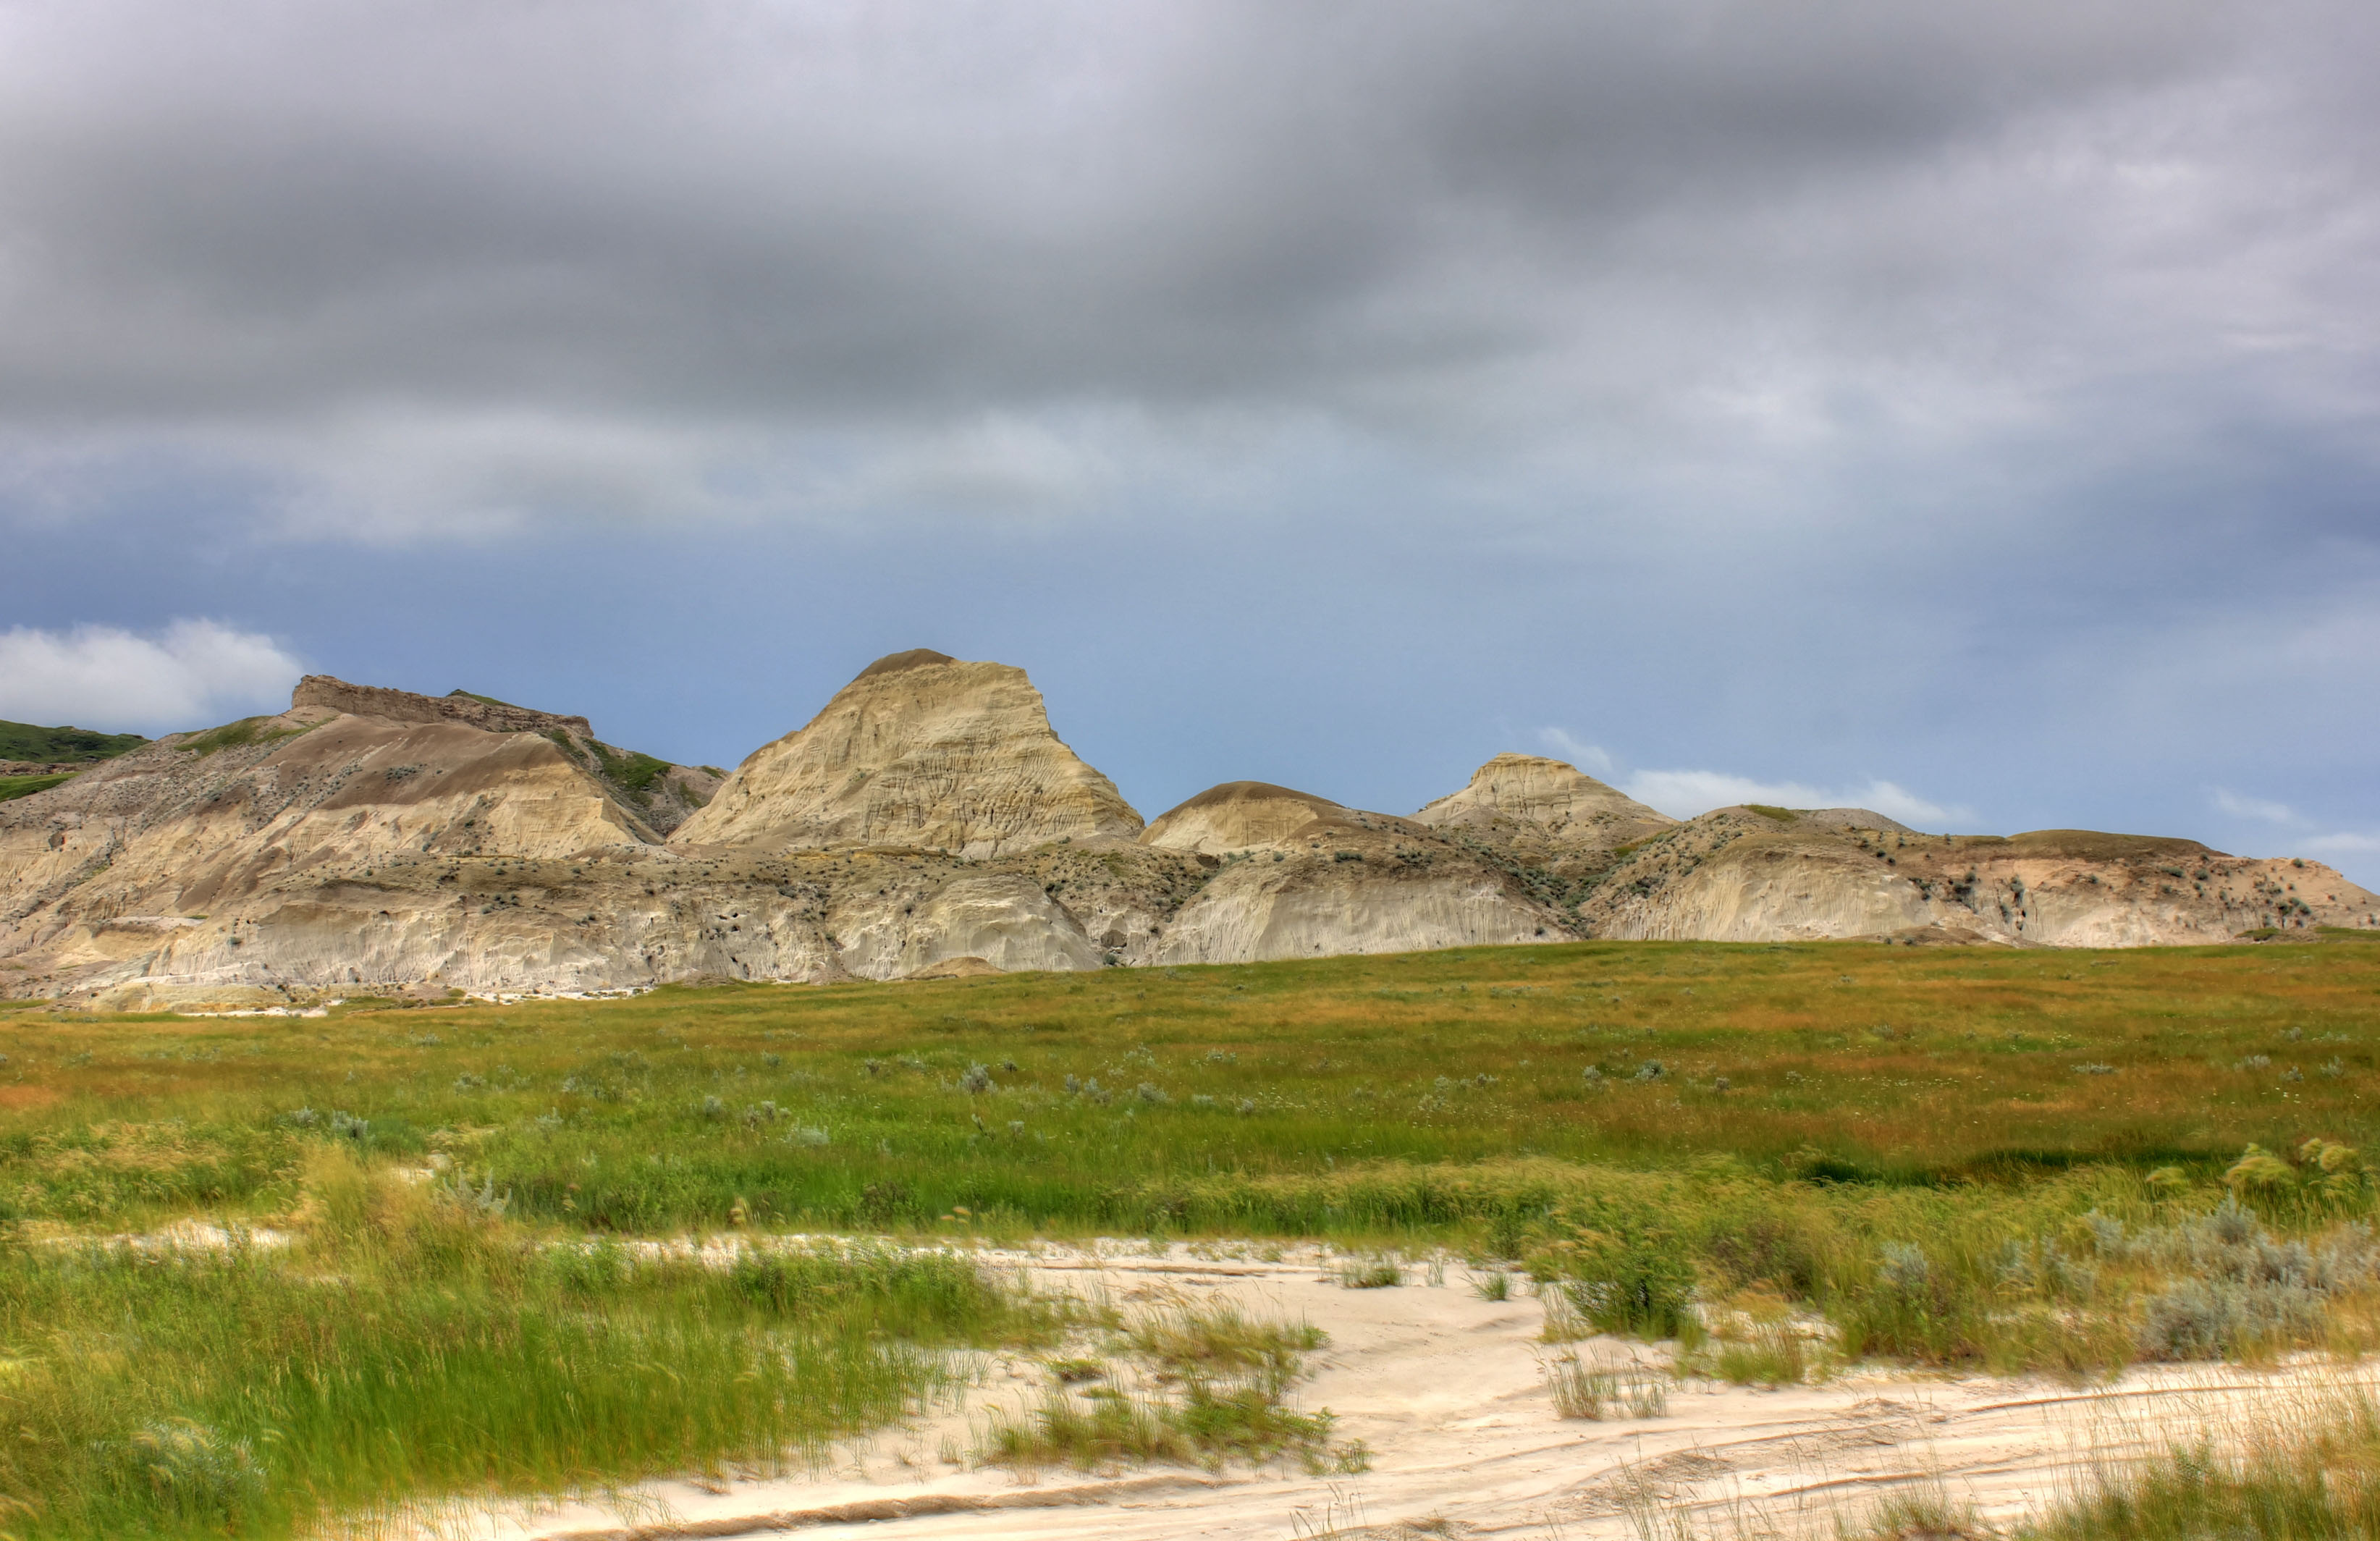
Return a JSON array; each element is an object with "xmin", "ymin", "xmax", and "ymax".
[{"xmin": 431, "ymin": 1246, "xmax": 2372, "ymax": 1541}]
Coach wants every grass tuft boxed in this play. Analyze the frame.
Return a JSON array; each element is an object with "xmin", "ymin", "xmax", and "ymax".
[{"xmin": 984, "ymin": 1304, "xmax": 1358, "ymax": 1476}]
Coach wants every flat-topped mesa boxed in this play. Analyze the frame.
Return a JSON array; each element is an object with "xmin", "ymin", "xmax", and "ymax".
[
  {"xmin": 284, "ymin": 675, "xmax": 717, "ymax": 833},
  {"xmin": 291, "ymin": 676, "xmax": 594, "ymax": 740},
  {"xmin": 672, "ymin": 651, "xmax": 1143, "ymax": 858},
  {"xmin": 1140, "ymin": 782, "xmax": 1365, "ymax": 855},
  {"xmin": 1414, "ymin": 753, "xmax": 1673, "ymax": 839}
]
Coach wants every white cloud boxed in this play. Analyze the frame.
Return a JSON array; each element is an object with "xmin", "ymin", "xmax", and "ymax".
[
  {"xmin": 2305, "ymin": 832, "xmax": 2380, "ymax": 856},
  {"xmin": 0, "ymin": 620, "xmax": 303, "ymax": 734},
  {"xmin": 1621, "ymin": 769, "xmax": 1970, "ymax": 830},
  {"xmin": 2211, "ymin": 787, "xmax": 2300, "ymax": 824},
  {"xmin": 1535, "ymin": 727, "xmax": 1615, "ymax": 776}
]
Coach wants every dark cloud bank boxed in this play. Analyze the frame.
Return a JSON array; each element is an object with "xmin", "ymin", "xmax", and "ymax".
[{"xmin": 1, "ymin": 0, "xmax": 2374, "ymax": 879}]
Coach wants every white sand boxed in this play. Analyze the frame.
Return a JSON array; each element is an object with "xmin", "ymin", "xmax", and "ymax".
[{"xmin": 414, "ymin": 1244, "xmax": 2376, "ymax": 1541}]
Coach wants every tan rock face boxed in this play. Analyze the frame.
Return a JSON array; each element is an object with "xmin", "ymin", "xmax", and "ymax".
[
  {"xmin": 1416, "ymin": 753, "xmax": 1670, "ymax": 838},
  {"xmin": 7, "ymin": 671, "xmax": 2379, "ymax": 1008},
  {"xmin": 675, "ymin": 651, "xmax": 1142, "ymax": 858},
  {"xmin": 1413, "ymin": 754, "xmax": 1674, "ymax": 879},
  {"xmin": 1577, "ymin": 810, "xmax": 2380, "ymax": 945},
  {"xmin": 1139, "ymin": 782, "xmax": 1356, "ymax": 855},
  {"xmin": 1151, "ymin": 851, "xmax": 1562, "ymax": 964},
  {"xmin": 0, "ymin": 662, "xmax": 1156, "ymax": 1000},
  {"xmin": 290, "ymin": 675, "xmax": 594, "ymax": 738},
  {"xmin": 286, "ymin": 675, "xmax": 720, "ymax": 836},
  {"xmin": 1139, "ymin": 780, "xmax": 1572, "ymax": 961},
  {"xmin": 831, "ymin": 871, "xmax": 1102, "ymax": 978}
]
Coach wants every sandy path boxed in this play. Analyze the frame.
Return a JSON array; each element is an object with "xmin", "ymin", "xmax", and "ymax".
[{"xmin": 421, "ymin": 1244, "xmax": 2376, "ymax": 1541}]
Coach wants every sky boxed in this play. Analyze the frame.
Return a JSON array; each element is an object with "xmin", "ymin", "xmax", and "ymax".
[{"xmin": 0, "ymin": 0, "xmax": 2373, "ymax": 884}]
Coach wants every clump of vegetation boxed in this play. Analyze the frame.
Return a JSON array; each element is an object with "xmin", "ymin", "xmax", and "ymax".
[
  {"xmin": 0, "ymin": 1150, "xmax": 1048, "ymax": 1538},
  {"xmin": 2020, "ymin": 1390, "xmax": 2380, "ymax": 1540},
  {"xmin": 598, "ymin": 745, "xmax": 673, "ymax": 793},
  {"xmin": 1543, "ymin": 1346, "xmax": 1668, "ymax": 1420},
  {"xmin": 984, "ymin": 1304, "xmax": 1360, "ymax": 1476},
  {"xmin": 1336, "ymin": 1257, "xmax": 1405, "ymax": 1289},
  {"xmin": 1525, "ymin": 1141, "xmax": 2380, "ymax": 1377}
]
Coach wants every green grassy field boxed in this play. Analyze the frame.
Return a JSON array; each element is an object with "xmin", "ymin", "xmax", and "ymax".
[
  {"xmin": 8, "ymin": 935, "xmax": 2380, "ymax": 1536},
  {"xmin": 7, "ymin": 937, "xmax": 2376, "ymax": 1236}
]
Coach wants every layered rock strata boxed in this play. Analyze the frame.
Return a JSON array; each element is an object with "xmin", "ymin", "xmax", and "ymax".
[
  {"xmin": 1414, "ymin": 753, "xmax": 1674, "ymax": 856},
  {"xmin": 291, "ymin": 676, "xmax": 595, "ymax": 738},
  {"xmin": 675, "ymin": 651, "xmax": 1142, "ymax": 858},
  {"xmin": 4, "ymin": 659, "xmax": 2374, "ymax": 1009},
  {"xmin": 1574, "ymin": 809, "xmax": 2378, "ymax": 946},
  {"xmin": 1140, "ymin": 781, "xmax": 1572, "ymax": 963},
  {"xmin": 1141, "ymin": 782, "xmax": 1367, "ymax": 856}
]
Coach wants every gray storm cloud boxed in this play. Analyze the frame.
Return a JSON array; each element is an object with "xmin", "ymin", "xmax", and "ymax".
[
  {"xmin": 0, "ymin": 0, "xmax": 2373, "ymax": 882},
  {"xmin": 0, "ymin": 0, "xmax": 2372, "ymax": 533}
]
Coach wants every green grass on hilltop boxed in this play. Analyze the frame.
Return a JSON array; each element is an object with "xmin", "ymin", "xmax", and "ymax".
[
  {"xmin": 170, "ymin": 716, "xmax": 318, "ymax": 759},
  {"xmin": 0, "ymin": 772, "xmax": 76, "ymax": 803},
  {"xmin": 0, "ymin": 719, "xmax": 147, "ymax": 764}
]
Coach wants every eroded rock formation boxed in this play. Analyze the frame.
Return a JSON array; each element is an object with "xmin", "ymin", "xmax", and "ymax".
[
  {"xmin": 2, "ymin": 656, "xmax": 2372, "ymax": 1009},
  {"xmin": 1574, "ymin": 808, "xmax": 2376, "ymax": 946},
  {"xmin": 675, "ymin": 651, "xmax": 1142, "ymax": 858},
  {"xmin": 1139, "ymin": 781, "xmax": 1571, "ymax": 963}
]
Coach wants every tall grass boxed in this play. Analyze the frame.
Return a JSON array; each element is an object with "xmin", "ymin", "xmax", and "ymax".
[
  {"xmin": 0, "ymin": 1151, "xmax": 1047, "ymax": 1539},
  {"xmin": 2023, "ymin": 1390, "xmax": 2380, "ymax": 1540},
  {"xmin": 1543, "ymin": 1346, "xmax": 1668, "ymax": 1419},
  {"xmin": 1524, "ymin": 1155, "xmax": 2380, "ymax": 1376},
  {"xmin": 981, "ymin": 1304, "xmax": 1357, "ymax": 1476}
]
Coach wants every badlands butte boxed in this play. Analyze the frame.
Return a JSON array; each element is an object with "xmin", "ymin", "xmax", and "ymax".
[{"xmin": 1, "ymin": 649, "xmax": 2373, "ymax": 1010}]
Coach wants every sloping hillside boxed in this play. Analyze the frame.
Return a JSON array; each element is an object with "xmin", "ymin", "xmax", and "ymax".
[{"xmin": 675, "ymin": 651, "xmax": 1142, "ymax": 856}]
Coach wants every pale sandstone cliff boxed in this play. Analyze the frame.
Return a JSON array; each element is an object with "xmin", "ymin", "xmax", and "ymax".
[
  {"xmin": 280, "ymin": 675, "xmax": 726, "ymax": 835},
  {"xmin": 1139, "ymin": 780, "xmax": 1572, "ymax": 963},
  {"xmin": 675, "ymin": 651, "xmax": 1142, "ymax": 858},
  {"xmin": 1575, "ymin": 809, "xmax": 2380, "ymax": 945},
  {"xmin": 0, "ymin": 663, "xmax": 1197, "ymax": 1002},
  {"xmin": 0, "ymin": 696, "xmax": 675, "ymax": 1005},
  {"xmin": 1414, "ymin": 753, "xmax": 1674, "ymax": 847},
  {"xmin": 291, "ymin": 676, "xmax": 594, "ymax": 738},
  {"xmin": 1411, "ymin": 753, "xmax": 1675, "ymax": 885},
  {"xmin": 6, "ymin": 670, "xmax": 2376, "ymax": 1009},
  {"xmin": 1140, "ymin": 782, "xmax": 1364, "ymax": 855},
  {"xmin": 1149, "ymin": 852, "xmax": 1565, "ymax": 964}
]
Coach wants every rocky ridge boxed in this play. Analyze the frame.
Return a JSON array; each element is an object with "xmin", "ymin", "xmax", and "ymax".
[
  {"xmin": 290, "ymin": 677, "xmax": 723, "ymax": 837},
  {"xmin": 1136, "ymin": 780, "xmax": 1570, "ymax": 963},
  {"xmin": 1574, "ymin": 807, "xmax": 2375, "ymax": 946},
  {"xmin": 1, "ymin": 651, "xmax": 2372, "ymax": 1008},
  {"xmin": 676, "ymin": 651, "xmax": 1141, "ymax": 857}
]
